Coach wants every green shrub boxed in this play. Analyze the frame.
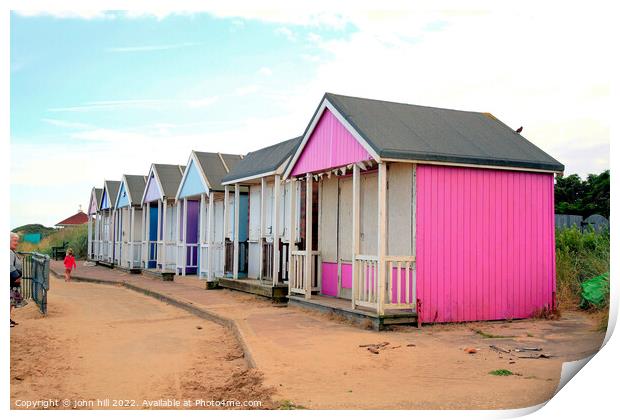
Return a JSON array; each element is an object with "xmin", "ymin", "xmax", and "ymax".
[
  {"xmin": 556, "ymin": 227, "xmax": 610, "ymax": 310},
  {"xmin": 17, "ymin": 225, "xmax": 88, "ymax": 259}
]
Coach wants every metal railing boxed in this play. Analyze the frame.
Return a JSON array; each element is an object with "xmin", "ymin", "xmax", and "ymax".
[{"xmin": 16, "ymin": 252, "xmax": 50, "ymax": 315}]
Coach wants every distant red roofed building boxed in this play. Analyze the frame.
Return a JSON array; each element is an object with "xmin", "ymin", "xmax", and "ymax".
[{"xmin": 55, "ymin": 207, "xmax": 89, "ymax": 228}]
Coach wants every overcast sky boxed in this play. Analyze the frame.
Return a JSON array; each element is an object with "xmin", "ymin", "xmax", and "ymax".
[{"xmin": 10, "ymin": 7, "xmax": 610, "ymax": 228}]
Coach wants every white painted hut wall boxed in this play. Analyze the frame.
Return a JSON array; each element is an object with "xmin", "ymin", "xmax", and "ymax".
[
  {"xmin": 264, "ymin": 182, "xmax": 274, "ymax": 238},
  {"xmin": 387, "ymin": 162, "xmax": 416, "ymax": 256},
  {"xmin": 120, "ymin": 208, "xmax": 130, "ymax": 263},
  {"xmin": 121, "ymin": 208, "xmax": 130, "ymax": 242},
  {"xmin": 165, "ymin": 202, "xmax": 177, "ymax": 242},
  {"xmin": 320, "ymin": 176, "xmax": 339, "ymax": 262},
  {"xmin": 248, "ymin": 243, "xmax": 260, "ymax": 278},
  {"xmin": 132, "ymin": 208, "xmax": 144, "ymax": 242},
  {"xmin": 338, "ymin": 177, "xmax": 353, "ymax": 261},
  {"xmin": 282, "ymin": 180, "xmax": 291, "ymax": 240},
  {"xmin": 248, "ymin": 185, "xmax": 261, "ymax": 241},
  {"xmin": 226, "ymin": 194, "xmax": 235, "ymax": 239},
  {"xmin": 359, "ymin": 172, "xmax": 378, "ymax": 255},
  {"xmin": 278, "ymin": 182, "xmax": 287, "ymax": 237},
  {"xmin": 213, "ymin": 198, "xmax": 225, "ymax": 276}
]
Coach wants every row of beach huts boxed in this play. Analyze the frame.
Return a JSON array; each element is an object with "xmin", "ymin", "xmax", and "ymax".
[{"xmin": 86, "ymin": 93, "xmax": 564, "ymax": 328}]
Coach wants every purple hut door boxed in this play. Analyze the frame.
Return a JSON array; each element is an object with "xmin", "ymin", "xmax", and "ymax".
[{"xmin": 185, "ymin": 200, "xmax": 200, "ymax": 274}]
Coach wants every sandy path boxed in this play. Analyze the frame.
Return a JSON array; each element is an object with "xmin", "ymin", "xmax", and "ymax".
[
  {"xmin": 10, "ymin": 275, "xmax": 275, "ymax": 410},
  {"xmin": 37, "ymin": 261, "xmax": 607, "ymax": 410},
  {"xmin": 257, "ymin": 307, "xmax": 605, "ymax": 409}
]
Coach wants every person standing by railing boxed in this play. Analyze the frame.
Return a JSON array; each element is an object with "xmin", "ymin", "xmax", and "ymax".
[{"xmin": 10, "ymin": 232, "xmax": 23, "ymax": 327}]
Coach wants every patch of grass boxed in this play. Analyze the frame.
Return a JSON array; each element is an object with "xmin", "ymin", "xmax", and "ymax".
[
  {"xmin": 531, "ymin": 306, "xmax": 561, "ymax": 320},
  {"xmin": 17, "ymin": 224, "xmax": 88, "ymax": 259},
  {"xmin": 472, "ymin": 329, "xmax": 515, "ymax": 339},
  {"xmin": 556, "ymin": 227, "xmax": 609, "ymax": 310},
  {"xmin": 526, "ymin": 332, "xmax": 534, "ymax": 337},
  {"xmin": 278, "ymin": 400, "xmax": 306, "ymax": 410},
  {"xmin": 489, "ymin": 369, "xmax": 514, "ymax": 376}
]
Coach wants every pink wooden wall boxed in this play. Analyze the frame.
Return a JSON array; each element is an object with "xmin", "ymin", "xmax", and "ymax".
[
  {"xmin": 416, "ymin": 165, "xmax": 556, "ymax": 323},
  {"xmin": 291, "ymin": 109, "xmax": 372, "ymax": 176},
  {"xmin": 321, "ymin": 262, "xmax": 353, "ymax": 297}
]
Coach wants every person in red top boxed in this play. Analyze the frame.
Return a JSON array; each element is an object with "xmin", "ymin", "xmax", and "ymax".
[{"xmin": 63, "ymin": 248, "xmax": 77, "ymax": 282}]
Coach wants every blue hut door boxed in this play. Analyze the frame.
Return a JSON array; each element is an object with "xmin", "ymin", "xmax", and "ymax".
[{"xmin": 148, "ymin": 205, "xmax": 159, "ymax": 268}]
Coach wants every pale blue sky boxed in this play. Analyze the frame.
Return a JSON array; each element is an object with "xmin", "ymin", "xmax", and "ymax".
[{"xmin": 10, "ymin": 9, "xmax": 609, "ymax": 228}]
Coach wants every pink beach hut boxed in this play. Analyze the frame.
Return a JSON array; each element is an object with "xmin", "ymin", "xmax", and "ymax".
[{"xmin": 282, "ymin": 93, "xmax": 564, "ymax": 327}]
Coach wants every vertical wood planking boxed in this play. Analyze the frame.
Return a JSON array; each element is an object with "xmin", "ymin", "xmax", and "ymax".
[{"xmin": 416, "ymin": 165, "xmax": 555, "ymax": 323}]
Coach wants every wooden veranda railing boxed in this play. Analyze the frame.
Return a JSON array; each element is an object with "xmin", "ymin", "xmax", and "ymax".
[
  {"xmin": 353, "ymin": 255, "xmax": 416, "ymax": 312},
  {"xmin": 385, "ymin": 256, "xmax": 416, "ymax": 310},
  {"xmin": 261, "ymin": 241, "xmax": 290, "ymax": 284},
  {"xmin": 289, "ymin": 250, "xmax": 320, "ymax": 295},
  {"xmin": 224, "ymin": 239, "xmax": 248, "ymax": 276}
]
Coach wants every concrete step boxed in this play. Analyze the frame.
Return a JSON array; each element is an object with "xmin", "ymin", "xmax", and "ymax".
[
  {"xmin": 142, "ymin": 269, "xmax": 175, "ymax": 281},
  {"xmin": 217, "ymin": 277, "xmax": 288, "ymax": 302}
]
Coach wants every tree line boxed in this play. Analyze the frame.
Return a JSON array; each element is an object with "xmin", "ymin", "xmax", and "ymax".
[{"xmin": 555, "ymin": 170, "xmax": 609, "ymax": 219}]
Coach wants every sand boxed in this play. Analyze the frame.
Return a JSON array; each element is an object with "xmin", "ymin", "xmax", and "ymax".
[
  {"xmin": 10, "ymin": 276, "xmax": 275, "ymax": 410},
  {"xmin": 11, "ymin": 268, "xmax": 606, "ymax": 410}
]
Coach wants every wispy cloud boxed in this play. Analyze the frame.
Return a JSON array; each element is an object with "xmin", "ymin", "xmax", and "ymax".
[
  {"xmin": 106, "ymin": 42, "xmax": 200, "ymax": 53},
  {"xmin": 235, "ymin": 85, "xmax": 260, "ymax": 96},
  {"xmin": 13, "ymin": 10, "xmax": 115, "ymax": 20},
  {"xmin": 275, "ymin": 27, "xmax": 296, "ymax": 41},
  {"xmin": 186, "ymin": 96, "xmax": 219, "ymax": 108},
  {"xmin": 258, "ymin": 67, "xmax": 273, "ymax": 76},
  {"xmin": 48, "ymin": 99, "xmax": 168, "ymax": 112},
  {"xmin": 48, "ymin": 97, "xmax": 221, "ymax": 113},
  {"xmin": 70, "ymin": 128, "xmax": 151, "ymax": 143},
  {"xmin": 41, "ymin": 118, "xmax": 93, "ymax": 129}
]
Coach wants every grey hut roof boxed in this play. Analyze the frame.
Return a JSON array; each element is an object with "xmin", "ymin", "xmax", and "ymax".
[
  {"xmin": 123, "ymin": 174, "xmax": 147, "ymax": 204},
  {"xmin": 194, "ymin": 152, "xmax": 243, "ymax": 192},
  {"xmin": 89, "ymin": 187, "xmax": 103, "ymax": 214},
  {"xmin": 222, "ymin": 137, "xmax": 302, "ymax": 184},
  {"xmin": 103, "ymin": 180, "xmax": 121, "ymax": 208},
  {"xmin": 153, "ymin": 164, "xmax": 186, "ymax": 198},
  {"xmin": 93, "ymin": 188, "xmax": 102, "ymax": 210},
  {"xmin": 319, "ymin": 93, "xmax": 564, "ymax": 172}
]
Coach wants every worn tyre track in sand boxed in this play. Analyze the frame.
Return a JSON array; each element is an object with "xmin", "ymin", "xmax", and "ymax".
[{"xmin": 10, "ymin": 275, "xmax": 274, "ymax": 409}]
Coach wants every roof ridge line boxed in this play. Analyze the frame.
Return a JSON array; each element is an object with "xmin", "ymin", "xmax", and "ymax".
[{"xmin": 217, "ymin": 152, "xmax": 230, "ymax": 173}]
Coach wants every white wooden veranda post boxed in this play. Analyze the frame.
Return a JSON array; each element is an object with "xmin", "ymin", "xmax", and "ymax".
[
  {"xmin": 129, "ymin": 207, "xmax": 135, "ymax": 268},
  {"xmin": 162, "ymin": 200, "xmax": 168, "ymax": 271},
  {"xmin": 111, "ymin": 209, "xmax": 116, "ymax": 263},
  {"xmin": 233, "ymin": 184, "xmax": 240, "ymax": 279},
  {"xmin": 377, "ymin": 162, "xmax": 388, "ymax": 316},
  {"xmin": 93, "ymin": 215, "xmax": 98, "ymax": 259},
  {"xmin": 259, "ymin": 177, "xmax": 266, "ymax": 281},
  {"xmin": 304, "ymin": 173, "xmax": 313, "ymax": 299},
  {"xmin": 199, "ymin": 193, "xmax": 205, "ymax": 277},
  {"xmin": 182, "ymin": 198, "xmax": 188, "ymax": 275},
  {"xmin": 223, "ymin": 186, "xmax": 229, "ymax": 275},
  {"xmin": 287, "ymin": 179, "xmax": 297, "ymax": 296},
  {"xmin": 351, "ymin": 164, "xmax": 360, "ymax": 310},
  {"xmin": 207, "ymin": 193, "xmax": 214, "ymax": 281},
  {"xmin": 143, "ymin": 202, "xmax": 149, "ymax": 268},
  {"xmin": 175, "ymin": 200, "xmax": 181, "ymax": 274},
  {"xmin": 156, "ymin": 200, "xmax": 162, "ymax": 268},
  {"xmin": 272, "ymin": 174, "xmax": 281, "ymax": 286},
  {"xmin": 87, "ymin": 216, "xmax": 93, "ymax": 259}
]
